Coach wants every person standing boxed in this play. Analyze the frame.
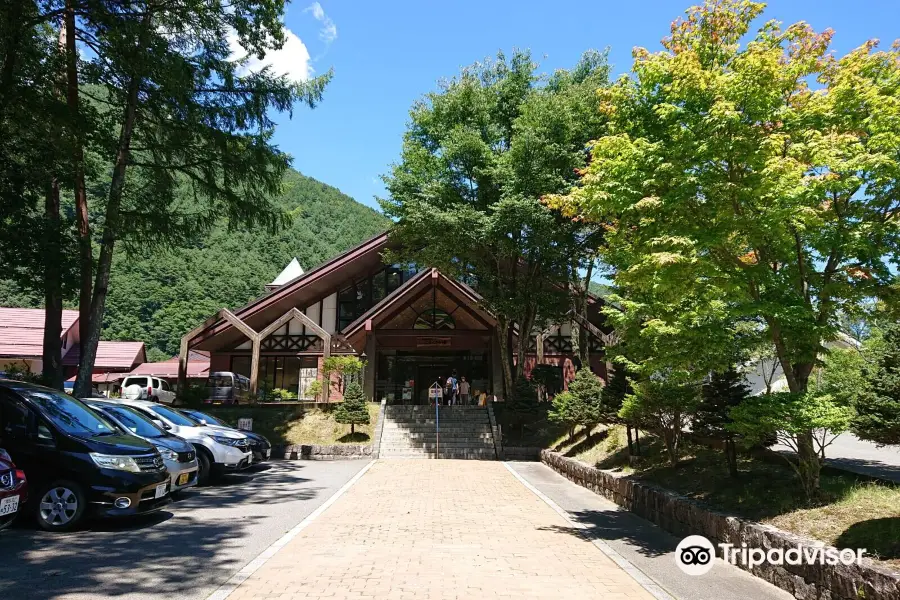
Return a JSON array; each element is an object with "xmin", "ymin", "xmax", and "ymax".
[{"xmin": 458, "ymin": 376, "xmax": 470, "ymax": 405}]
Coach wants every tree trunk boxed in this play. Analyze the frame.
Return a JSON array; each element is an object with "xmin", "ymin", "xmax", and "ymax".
[
  {"xmin": 41, "ymin": 179, "xmax": 64, "ymax": 390},
  {"xmin": 514, "ymin": 305, "xmax": 537, "ymax": 382},
  {"xmin": 634, "ymin": 427, "xmax": 641, "ymax": 456},
  {"xmin": 663, "ymin": 427, "xmax": 678, "ymax": 465},
  {"xmin": 574, "ymin": 260, "xmax": 593, "ymax": 366},
  {"xmin": 351, "ymin": 423, "xmax": 355, "ymax": 435},
  {"xmin": 62, "ymin": 0, "xmax": 92, "ymax": 398},
  {"xmin": 626, "ymin": 425, "xmax": 634, "ymax": 455},
  {"xmin": 497, "ymin": 318, "xmax": 514, "ymax": 399},
  {"xmin": 726, "ymin": 437, "xmax": 738, "ymax": 478},
  {"xmin": 75, "ymin": 69, "xmax": 141, "ymax": 396},
  {"xmin": 796, "ymin": 429, "xmax": 820, "ymax": 499}
]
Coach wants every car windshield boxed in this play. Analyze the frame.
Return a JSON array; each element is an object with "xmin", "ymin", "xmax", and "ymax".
[
  {"xmin": 24, "ymin": 390, "xmax": 117, "ymax": 437},
  {"xmin": 207, "ymin": 375, "xmax": 233, "ymax": 388},
  {"xmin": 125, "ymin": 377, "xmax": 148, "ymax": 387},
  {"xmin": 148, "ymin": 404, "xmax": 199, "ymax": 427},
  {"xmin": 98, "ymin": 404, "xmax": 164, "ymax": 438},
  {"xmin": 185, "ymin": 410, "xmax": 226, "ymax": 427}
]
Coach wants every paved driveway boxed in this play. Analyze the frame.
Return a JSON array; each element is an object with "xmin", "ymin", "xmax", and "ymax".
[
  {"xmin": 0, "ymin": 460, "xmax": 368, "ymax": 600},
  {"xmin": 224, "ymin": 460, "xmax": 655, "ymax": 600},
  {"xmin": 776, "ymin": 433, "xmax": 900, "ymax": 482}
]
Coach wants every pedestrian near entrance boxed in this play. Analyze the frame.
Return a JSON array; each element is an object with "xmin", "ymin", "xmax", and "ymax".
[
  {"xmin": 459, "ymin": 376, "xmax": 470, "ymax": 405},
  {"xmin": 445, "ymin": 371, "xmax": 459, "ymax": 405}
]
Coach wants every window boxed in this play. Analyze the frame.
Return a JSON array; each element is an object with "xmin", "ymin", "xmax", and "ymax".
[
  {"xmin": 160, "ymin": 380, "xmax": 171, "ymax": 391},
  {"xmin": 100, "ymin": 405, "xmax": 164, "ymax": 438},
  {"xmin": 335, "ymin": 264, "xmax": 420, "ymax": 331},
  {"xmin": 0, "ymin": 395, "xmax": 29, "ymax": 440},
  {"xmin": 124, "ymin": 376, "xmax": 149, "ymax": 388},
  {"xmin": 147, "ymin": 404, "xmax": 198, "ymax": 427},
  {"xmin": 23, "ymin": 389, "xmax": 116, "ymax": 437}
]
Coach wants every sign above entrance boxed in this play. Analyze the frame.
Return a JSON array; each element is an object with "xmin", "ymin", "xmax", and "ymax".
[{"xmin": 417, "ymin": 336, "xmax": 451, "ymax": 348}]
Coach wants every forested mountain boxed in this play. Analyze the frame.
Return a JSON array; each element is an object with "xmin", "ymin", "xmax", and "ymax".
[{"xmin": 0, "ymin": 170, "xmax": 389, "ymax": 360}]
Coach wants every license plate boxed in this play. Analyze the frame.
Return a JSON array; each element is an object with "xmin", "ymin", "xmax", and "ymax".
[
  {"xmin": 264, "ymin": 449, "xmax": 271, "ymax": 460},
  {"xmin": 0, "ymin": 496, "xmax": 18, "ymax": 516},
  {"xmin": 177, "ymin": 472, "xmax": 189, "ymax": 486},
  {"xmin": 155, "ymin": 483, "xmax": 167, "ymax": 499}
]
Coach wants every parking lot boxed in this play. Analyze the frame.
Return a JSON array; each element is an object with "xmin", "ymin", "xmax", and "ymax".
[{"xmin": 0, "ymin": 460, "xmax": 368, "ymax": 600}]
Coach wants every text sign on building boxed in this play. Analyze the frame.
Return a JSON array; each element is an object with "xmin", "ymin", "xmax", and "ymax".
[
  {"xmin": 417, "ymin": 336, "xmax": 451, "ymax": 348},
  {"xmin": 237, "ymin": 418, "xmax": 253, "ymax": 431}
]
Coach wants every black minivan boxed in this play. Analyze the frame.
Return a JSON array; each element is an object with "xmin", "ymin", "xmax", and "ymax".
[{"xmin": 0, "ymin": 380, "xmax": 171, "ymax": 531}]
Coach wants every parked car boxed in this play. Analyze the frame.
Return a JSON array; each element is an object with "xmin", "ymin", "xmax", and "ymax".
[
  {"xmin": 85, "ymin": 400, "xmax": 199, "ymax": 494},
  {"xmin": 0, "ymin": 448, "xmax": 27, "ymax": 531},
  {"xmin": 179, "ymin": 408, "xmax": 272, "ymax": 464},
  {"xmin": 109, "ymin": 399, "xmax": 252, "ymax": 485},
  {"xmin": 0, "ymin": 380, "xmax": 170, "ymax": 531},
  {"xmin": 121, "ymin": 376, "xmax": 176, "ymax": 405},
  {"xmin": 205, "ymin": 372, "xmax": 251, "ymax": 405}
]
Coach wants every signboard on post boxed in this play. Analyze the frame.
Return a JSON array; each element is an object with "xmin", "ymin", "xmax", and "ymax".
[
  {"xmin": 429, "ymin": 382, "xmax": 443, "ymax": 456},
  {"xmin": 237, "ymin": 418, "xmax": 253, "ymax": 432}
]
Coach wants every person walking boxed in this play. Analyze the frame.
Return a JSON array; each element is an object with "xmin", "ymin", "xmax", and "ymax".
[
  {"xmin": 445, "ymin": 370, "xmax": 458, "ymax": 406},
  {"xmin": 458, "ymin": 376, "xmax": 470, "ymax": 405}
]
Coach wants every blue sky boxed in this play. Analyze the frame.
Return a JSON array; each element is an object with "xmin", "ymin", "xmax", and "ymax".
[{"xmin": 269, "ymin": 1, "xmax": 900, "ymax": 212}]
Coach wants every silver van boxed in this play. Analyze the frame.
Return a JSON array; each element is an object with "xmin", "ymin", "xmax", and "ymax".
[{"xmin": 205, "ymin": 372, "xmax": 250, "ymax": 405}]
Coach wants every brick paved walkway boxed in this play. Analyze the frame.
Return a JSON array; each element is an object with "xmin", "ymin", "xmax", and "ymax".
[{"xmin": 224, "ymin": 460, "xmax": 655, "ymax": 600}]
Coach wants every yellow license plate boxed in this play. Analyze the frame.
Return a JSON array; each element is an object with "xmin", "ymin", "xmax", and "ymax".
[{"xmin": 177, "ymin": 473, "xmax": 189, "ymax": 485}]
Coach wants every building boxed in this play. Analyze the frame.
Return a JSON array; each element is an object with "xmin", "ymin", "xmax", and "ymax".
[
  {"xmin": 179, "ymin": 232, "xmax": 611, "ymax": 402},
  {"xmin": 0, "ymin": 307, "xmax": 146, "ymax": 387}
]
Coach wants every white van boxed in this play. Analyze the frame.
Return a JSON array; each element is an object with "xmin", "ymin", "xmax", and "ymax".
[{"xmin": 121, "ymin": 376, "xmax": 176, "ymax": 405}]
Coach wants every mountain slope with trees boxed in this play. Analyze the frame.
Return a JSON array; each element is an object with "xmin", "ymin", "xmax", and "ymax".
[{"xmin": 0, "ymin": 170, "xmax": 389, "ymax": 360}]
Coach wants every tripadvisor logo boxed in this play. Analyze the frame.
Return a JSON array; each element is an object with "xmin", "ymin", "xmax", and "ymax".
[{"xmin": 675, "ymin": 535, "xmax": 866, "ymax": 576}]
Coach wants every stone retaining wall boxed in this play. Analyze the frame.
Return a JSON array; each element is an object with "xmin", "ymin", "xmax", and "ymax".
[
  {"xmin": 541, "ymin": 450, "xmax": 900, "ymax": 600},
  {"xmin": 274, "ymin": 444, "xmax": 372, "ymax": 460}
]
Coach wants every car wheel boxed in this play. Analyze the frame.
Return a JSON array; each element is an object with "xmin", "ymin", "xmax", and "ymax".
[
  {"xmin": 36, "ymin": 480, "xmax": 86, "ymax": 532},
  {"xmin": 195, "ymin": 448, "xmax": 212, "ymax": 486}
]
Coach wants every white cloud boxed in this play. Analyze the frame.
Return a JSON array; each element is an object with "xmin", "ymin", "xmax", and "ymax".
[
  {"xmin": 306, "ymin": 2, "xmax": 337, "ymax": 44},
  {"xmin": 228, "ymin": 27, "xmax": 312, "ymax": 83}
]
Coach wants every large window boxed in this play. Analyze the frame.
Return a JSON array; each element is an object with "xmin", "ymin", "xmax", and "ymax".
[
  {"xmin": 337, "ymin": 263, "xmax": 419, "ymax": 331},
  {"xmin": 230, "ymin": 355, "xmax": 315, "ymax": 396}
]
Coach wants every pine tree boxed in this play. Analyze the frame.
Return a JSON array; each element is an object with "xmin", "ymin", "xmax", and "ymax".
[
  {"xmin": 549, "ymin": 391, "xmax": 577, "ymax": 440},
  {"xmin": 506, "ymin": 378, "xmax": 541, "ymax": 441},
  {"xmin": 334, "ymin": 382, "xmax": 370, "ymax": 435},
  {"xmin": 695, "ymin": 369, "xmax": 750, "ymax": 477},
  {"xmin": 854, "ymin": 323, "xmax": 900, "ymax": 446},
  {"xmin": 566, "ymin": 369, "xmax": 604, "ymax": 440},
  {"xmin": 601, "ymin": 367, "xmax": 640, "ymax": 454}
]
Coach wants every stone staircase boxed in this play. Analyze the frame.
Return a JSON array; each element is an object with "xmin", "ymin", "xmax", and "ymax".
[{"xmin": 378, "ymin": 405, "xmax": 498, "ymax": 459}]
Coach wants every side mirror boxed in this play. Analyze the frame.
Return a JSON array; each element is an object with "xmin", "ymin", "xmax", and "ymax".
[
  {"xmin": 198, "ymin": 419, "xmax": 208, "ymax": 426},
  {"xmin": 153, "ymin": 419, "xmax": 171, "ymax": 431}
]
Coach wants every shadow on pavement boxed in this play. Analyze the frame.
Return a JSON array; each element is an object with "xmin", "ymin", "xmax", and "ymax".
[
  {"xmin": 0, "ymin": 461, "xmax": 321, "ymax": 599},
  {"xmin": 538, "ymin": 506, "xmax": 676, "ymax": 559},
  {"xmin": 824, "ymin": 457, "xmax": 900, "ymax": 484}
]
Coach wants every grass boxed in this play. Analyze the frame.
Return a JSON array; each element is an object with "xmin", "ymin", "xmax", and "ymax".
[
  {"xmin": 558, "ymin": 424, "xmax": 900, "ymax": 568},
  {"xmin": 203, "ymin": 402, "xmax": 380, "ymax": 447}
]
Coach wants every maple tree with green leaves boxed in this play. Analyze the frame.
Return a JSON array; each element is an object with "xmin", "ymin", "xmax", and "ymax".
[{"xmin": 553, "ymin": 0, "xmax": 900, "ymax": 495}]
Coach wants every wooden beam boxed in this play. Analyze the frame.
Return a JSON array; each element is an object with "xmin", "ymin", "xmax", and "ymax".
[{"xmin": 178, "ymin": 308, "xmax": 258, "ymax": 397}]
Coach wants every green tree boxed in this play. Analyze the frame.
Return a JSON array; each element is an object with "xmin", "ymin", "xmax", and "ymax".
[
  {"xmin": 334, "ymin": 382, "xmax": 369, "ymax": 435},
  {"xmin": 383, "ymin": 49, "xmax": 611, "ymax": 397},
  {"xmin": 70, "ymin": 0, "xmax": 331, "ymax": 396},
  {"xmin": 556, "ymin": 0, "xmax": 900, "ymax": 493},
  {"xmin": 695, "ymin": 369, "xmax": 750, "ymax": 478},
  {"xmin": 505, "ymin": 377, "xmax": 542, "ymax": 441},
  {"xmin": 565, "ymin": 368, "xmax": 604, "ymax": 440},
  {"xmin": 620, "ymin": 380, "xmax": 700, "ymax": 465},
  {"xmin": 548, "ymin": 391, "xmax": 577, "ymax": 440},
  {"xmin": 729, "ymin": 392, "xmax": 853, "ymax": 499},
  {"xmin": 853, "ymin": 322, "xmax": 900, "ymax": 446}
]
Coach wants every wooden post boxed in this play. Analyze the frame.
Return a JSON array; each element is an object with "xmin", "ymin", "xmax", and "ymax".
[
  {"xmin": 177, "ymin": 337, "xmax": 189, "ymax": 397},
  {"xmin": 250, "ymin": 338, "xmax": 261, "ymax": 398}
]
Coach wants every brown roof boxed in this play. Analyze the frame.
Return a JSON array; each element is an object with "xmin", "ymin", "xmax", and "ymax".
[
  {"xmin": 0, "ymin": 308, "xmax": 79, "ymax": 359},
  {"xmin": 62, "ymin": 341, "xmax": 146, "ymax": 370},
  {"xmin": 191, "ymin": 231, "xmax": 391, "ymax": 350}
]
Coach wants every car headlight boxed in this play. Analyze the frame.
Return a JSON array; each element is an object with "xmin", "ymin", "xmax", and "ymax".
[
  {"xmin": 90, "ymin": 453, "xmax": 141, "ymax": 473},
  {"xmin": 154, "ymin": 446, "xmax": 178, "ymax": 461},
  {"xmin": 209, "ymin": 435, "xmax": 243, "ymax": 447}
]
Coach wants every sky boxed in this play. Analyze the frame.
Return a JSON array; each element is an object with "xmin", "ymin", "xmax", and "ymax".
[{"xmin": 250, "ymin": 1, "xmax": 900, "ymax": 212}]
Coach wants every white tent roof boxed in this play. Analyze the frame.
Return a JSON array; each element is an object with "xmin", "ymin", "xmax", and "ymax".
[{"xmin": 269, "ymin": 257, "xmax": 305, "ymax": 287}]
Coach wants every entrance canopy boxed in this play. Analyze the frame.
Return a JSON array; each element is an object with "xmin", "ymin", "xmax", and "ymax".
[{"xmin": 343, "ymin": 268, "xmax": 496, "ymax": 352}]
